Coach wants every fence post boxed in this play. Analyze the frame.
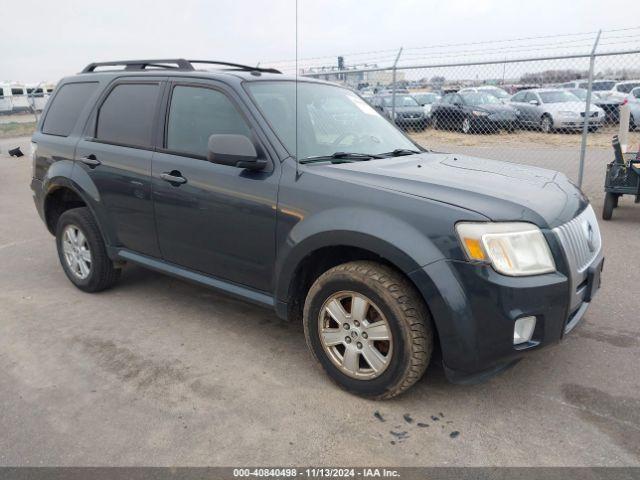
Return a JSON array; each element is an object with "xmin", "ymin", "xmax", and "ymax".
[
  {"xmin": 391, "ymin": 47, "xmax": 403, "ymax": 124},
  {"xmin": 578, "ymin": 30, "xmax": 601, "ymax": 189}
]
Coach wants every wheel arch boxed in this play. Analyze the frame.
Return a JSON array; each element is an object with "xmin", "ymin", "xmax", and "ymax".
[
  {"xmin": 274, "ymin": 224, "xmax": 444, "ymax": 325},
  {"xmin": 42, "ymin": 176, "xmax": 113, "ymax": 249}
]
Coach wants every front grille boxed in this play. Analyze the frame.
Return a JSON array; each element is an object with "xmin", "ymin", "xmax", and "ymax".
[
  {"xmin": 553, "ymin": 205, "xmax": 601, "ymax": 273},
  {"xmin": 580, "ymin": 112, "xmax": 598, "ymax": 118}
]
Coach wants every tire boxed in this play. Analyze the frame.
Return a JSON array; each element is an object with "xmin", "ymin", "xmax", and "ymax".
[
  {"xmin": 612, "ymin": 194, "xmax": 620, "ymax": 208},
  {"xmin": 56, "ymin": 207, "xmax": 120, "ymax": 292},
  {"xmin": 461, "ymin": 117, "xmax": 472, "ymax": 134},
  {"xmin": 540, "ymin": 114, "xmax": 553, "ymax": 133},
  {"xmin": 303, "ymin": 261, "xmax": 433, "ymax": 399},
  {"xmin": 602, "ymin": 193, "xmax": 616, "ymax": 220}
]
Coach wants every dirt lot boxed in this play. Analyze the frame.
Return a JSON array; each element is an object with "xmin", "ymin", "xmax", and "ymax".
[{"xmin": 1, "ymin": 136, "xmax": 639, "ymax": 466}]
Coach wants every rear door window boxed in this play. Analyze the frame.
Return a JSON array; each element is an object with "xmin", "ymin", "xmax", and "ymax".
[
  {"xmin": 42, "ymin": 82, "xmax": 99, "ymax": 136},
  {"xmin": 165, "ymin": 85, "xmax": 251, "ymax": 158},
  {"xmin": 96, "ymin": 83, "xmax": 161, "ymax": 148}
]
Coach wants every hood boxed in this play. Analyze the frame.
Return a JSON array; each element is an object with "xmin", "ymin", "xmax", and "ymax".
[
  {"xmin": 473, "ymin": 103, "xmax": 516, "ymax": 114},
  {"xmin": 545, "ymin": 101, "xmax": 603, "ymax": 114},
  {"xmin": 316, "ymin": 153, "xmax": 588, "ymax": 228},
  {"xmin": 387, "ymin": 105, "xmax": 423, "ymax": 113}
]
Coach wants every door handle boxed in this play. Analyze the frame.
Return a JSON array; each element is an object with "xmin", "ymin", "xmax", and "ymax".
[
  {"xmin": 80, "ymin": 155, "xmax": 101, "ymax": 168},
  {"xmin": 160, "ymin": 171, "xmax": 187, "ymax": 185}
]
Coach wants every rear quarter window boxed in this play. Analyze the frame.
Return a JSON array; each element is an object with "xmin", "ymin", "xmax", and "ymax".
[{"xmin": 42, "ymin": 82, "xmax": 99, "ymax": 137}]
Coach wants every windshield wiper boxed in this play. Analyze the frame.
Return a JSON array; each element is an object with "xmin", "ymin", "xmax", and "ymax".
[
  {"xmin": 299, "ymin": 152, "xmax": 385, "ymax": 164},
  {"xmin": 380, "ymin": 148, "xmax": 422, "ymax": 157}
]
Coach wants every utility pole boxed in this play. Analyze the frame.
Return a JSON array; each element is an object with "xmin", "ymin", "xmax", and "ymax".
[{"xmin": 391, "ymin": 47, "xmax": 403, "ymax": 124}]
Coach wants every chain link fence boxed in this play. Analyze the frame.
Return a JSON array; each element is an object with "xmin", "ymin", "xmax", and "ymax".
[{"xmin": 299, "ymin": 48, "xmax": 640, "ymax": 201}]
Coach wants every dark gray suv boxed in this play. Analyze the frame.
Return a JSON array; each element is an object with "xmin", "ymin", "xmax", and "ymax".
[{"xmin": 30, "ymin": 59, "xmax": 604, "ymax": 399}]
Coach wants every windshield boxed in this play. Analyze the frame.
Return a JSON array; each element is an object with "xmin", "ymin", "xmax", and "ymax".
[
  {"xmin": 592, "ymin": 81, "xmax": 616, "ymax": 91},
  {"xmin": 481, "ymin": 87, "xmax": 509, "ymax": 99},
  {"xmin": 381, "ymin": 95, "xmax": 419, "ymax": 107},
  {"xmin": 413, "ymin": 93, "xmax": 439, "ymax": 104},
  {"xmin": 539, "ymin": 91, "xmax": 579, "ymax": 103},
  {"xmin": 569, "ymin": 88, "xmax": 587, "ymax": 101},
  {"xmin": 617, "ymin": 82, "xmax": 640, "ymax": 93},
  {"xmin": 246, "ymin": 81, "xmax": 417, "ymax": 160},
  {"xmin": 461, "ymin": 92, "xmax": 500, "ymax": 106}
]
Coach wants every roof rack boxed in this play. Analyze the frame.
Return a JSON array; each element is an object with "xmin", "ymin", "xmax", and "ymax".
[{"xmin": 81, "ymin": 59, "xmax": 281, "ymax": 74}]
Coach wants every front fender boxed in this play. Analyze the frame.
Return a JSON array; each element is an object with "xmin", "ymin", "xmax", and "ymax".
[{"xmin": 273, "ymin": 206, "xmax": 446, "ymax": 303}]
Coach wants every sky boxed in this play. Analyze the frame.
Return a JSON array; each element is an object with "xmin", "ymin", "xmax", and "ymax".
[{"xmin": 3, "ymin": 0, "xmax": 639, "ymax": 82}]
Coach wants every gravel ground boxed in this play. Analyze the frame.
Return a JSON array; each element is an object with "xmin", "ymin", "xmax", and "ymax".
[{"xmin": 1, "ymin": 138, "xmax": 639, "ymax": 466}]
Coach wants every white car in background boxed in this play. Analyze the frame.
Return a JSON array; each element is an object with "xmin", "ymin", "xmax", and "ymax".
[
  {"xmin": 626, "ymin": 87, "xmax": 640, "ymax": 130},
  {"xmin": 411, "ymin": 92, "xmax": 441, "ymax": 118},
  {"xmin": 459, "ymin": 86, "xmax": 511, "ymax": 102},
  {"xmin": 599, "ymin": 80, "xmax": 640, "ymax": 101},
  {"xmin": 509, "ymin": 88, "xmax": 605, "ymax": 132}
]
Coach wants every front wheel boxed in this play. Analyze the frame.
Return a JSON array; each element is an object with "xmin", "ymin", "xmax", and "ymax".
[
  {"xmin": 540, "ymin": 115, "xmax": 554, "ymax": 133},
  {"xmin": 303, "ymin": 261, "xmax": 433, "ymax": 399},
  {"xmin": 461, "ymin": 117, "xmax": 472, "ymax": 134}
]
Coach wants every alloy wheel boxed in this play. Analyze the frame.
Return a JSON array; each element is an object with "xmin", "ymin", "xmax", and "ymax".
[
  {"xmin": 318, "ymin": 291, "xmax": 393, "ymax": 380},
  {"xmin": 462, "ymin": 118, "xmax": 471, "ymax": 134},
  {"xmin": 62, "ymin": 224, "xmax": 92, "ymax": 280}
]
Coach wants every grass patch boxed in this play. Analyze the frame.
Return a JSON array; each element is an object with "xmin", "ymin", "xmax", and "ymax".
[{"xmin": 0, "ymin": 122, "xmax": 36, "ymax": 139}]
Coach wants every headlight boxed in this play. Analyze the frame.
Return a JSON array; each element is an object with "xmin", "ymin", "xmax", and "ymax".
[
  {"xmin": 558, "ymin": 111, "xmax": 578, "ymax": 117},
  {"xmin": 456, "ymin": 222, "xmax": 556, "ymax": 276},
  {"xmin": 472, "ymin": 110, "xmax": 489, "ymax": 117}
]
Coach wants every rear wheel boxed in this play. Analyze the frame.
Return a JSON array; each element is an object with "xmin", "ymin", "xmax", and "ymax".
[
  {"xmin": 602, "ymin": 193, "xmax": 616, "ymax": 220},
  {"xmin": 56, "ymin": 207, "xmax": 120, "ymax": 292},
  {"xmin": 303, "ymin": 261, "xmax": 433, "ymax": 399}
]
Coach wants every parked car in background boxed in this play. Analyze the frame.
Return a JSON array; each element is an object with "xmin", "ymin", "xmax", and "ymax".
[
  {"xmin": 370, "ymin": 94, "xmax": 426, "ymax": 130},
  {"xmin": 509, "ymin": 88, "xmax": 604, "ymax": 132},
  {"xmin": 431, "ymin": 91, "xmax": 519, "ymax": 133},
  {"xmin": 412, "ymin": 92, "xmax": 441, "ymax": 119},
  {"xmin": 458, "ymin": 86, "xmax": 510, "ymax": 102},
  {"xmin": 558, "ymin": 80, "xmax": 589, "ymax": 89},
  {"xmin": 600, "ymin": 80, "xmax": 640, "ymax": 101},
  {"xmin": 626, "ymin": 87, "xmax": 640, "ymax": 130}
]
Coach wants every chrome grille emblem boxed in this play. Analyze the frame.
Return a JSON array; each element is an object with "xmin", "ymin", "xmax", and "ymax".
[{"xmin": 582, "ymin": 220, "xmax": 595, "ymax": 253}]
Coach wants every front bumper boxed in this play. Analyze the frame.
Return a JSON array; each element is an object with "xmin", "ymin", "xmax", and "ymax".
[
  {"xmin": 473, "ymin": 116, "xmax": 518, "ymax": 130},
  {"xmin": 554, "ymin": 117, "xmax": 603, "ymax": 128},
  {"xmin": 395, "ymin": 116, "xmax": 427, "ymax": 127},
  {"xmin": 409, "ymin": 209, "xmax": 603, "ymax": 384}
]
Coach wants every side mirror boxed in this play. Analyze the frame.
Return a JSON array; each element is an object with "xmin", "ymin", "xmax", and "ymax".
[
  {"xmin": 207, "ymin": 134, "xmax": 266, "ymax": 170},
  {"xmin": 528, "ymin": 99, "xmax": 540, "ymax": 106}
]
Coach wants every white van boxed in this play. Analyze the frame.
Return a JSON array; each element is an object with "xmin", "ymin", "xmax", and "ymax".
[
  {"xmin": 26, "ymin": 84, "xmax": 48, "ymax": 111},
  {"xmin": 6, "ymin": 83, "xmax": 30, "ymax": 112},
  {"xmin": 0, "ymin": 85, "xmax": 13, "ymax": 113}
]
